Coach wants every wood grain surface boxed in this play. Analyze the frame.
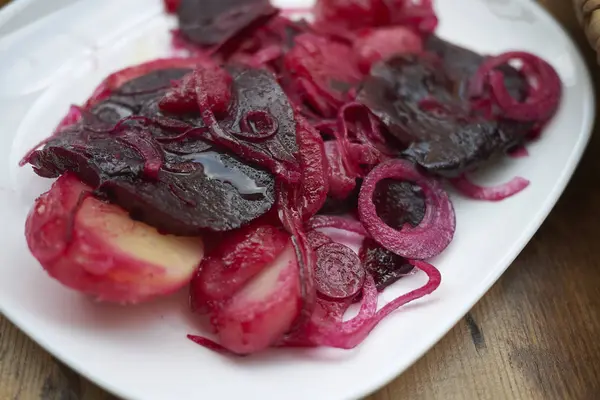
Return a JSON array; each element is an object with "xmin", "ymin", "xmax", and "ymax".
[{"xmin": 1, "ymin": 0, "xmax": 600, "ymax": 399}]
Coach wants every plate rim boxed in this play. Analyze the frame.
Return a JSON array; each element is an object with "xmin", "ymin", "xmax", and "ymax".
[{"xmin": 0, "ymin": 0, "xmax": 595, "ymax": 399}]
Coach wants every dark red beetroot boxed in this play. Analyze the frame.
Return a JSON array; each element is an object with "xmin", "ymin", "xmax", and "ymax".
[
  {"xmin": 190, "ymin": 223, "xmax": 289, "ymax": 310},
  {"xmin": 360, "ymin": 238, "xmax": 414, "ymax": 291},
  {"xmin": 284, "ymin": 33, "xmax": 362, "ymax": 118},
  {"xmin": 26, "ymin": 120, "xmax": 276, "ymax": 235},
  {"xmin": 357, "ymin": 54, "xmax": 530, "ymax": 177},
  {"xmin": 91, "ymin": 68, "xmax": 194, "ymax": 126},
  {"xmin": 84, "ymin": 58, "xmax": 210, "ymax": 109},
  {"xmin": 197, "ymin": 66, "xmax": 301, "ymax": 183},
  {"xmin": 175, "ymin": 0, "xmax": 277, "ymax": 53},
  {"xmin": 373, "ymin": 179, "xmax": 425, "ymax": 229},
  {"xmin": 159, "ymin": 63, "xmax": 233, "ymax": 116},
  {"xmin": 315, "ymin": 242, "xmax": 365, "ymax": 300}
]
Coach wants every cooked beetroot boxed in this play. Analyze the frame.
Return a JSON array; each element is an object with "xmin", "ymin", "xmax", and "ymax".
[
  {"xmin": 85, "ymin": 58, "xmax": 209, "ymax": 109},
  {"xmin": 357, "ymin": 54, "xmax": 530, "ymax": 177},
  {"xmin": 424, "ymin": 36, "xmax": 527, "ymax": 102},
  {"xmin": 360, "ymin": 238, "xmax": 414, "ymax": 291},
  {"xmin": 91, "ymin": 68, "xmax": 192, "ymax": 125},
  {"xmin": 373, "ymin": 179, "xmax": 425, "ymax": 228},
  {"xmin": 315, "ymin": 242, "xmax": 365, "ymax": 300},
  {"xmin": 354, "ymin": 27, "xmax": 424, "ymax": 73},
  {"xmin": 190, "ymin": 223, "xmax": 289, "ymax": 309},
  {"xmin": 26, "ymin": 121, "xmax": 275, "ymax": 235},
  {"xmin": 199, "ymin": 67, "xmax": 301, "ymax": 183},
  {"xmin": 176, "ymin": 0, "xmax": 277, "ymax": 51}
]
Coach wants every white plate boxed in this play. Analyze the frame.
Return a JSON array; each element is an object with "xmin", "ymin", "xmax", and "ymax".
[{"xmin": 0, "ymin": 0, "xmax": 594, "ymax": 399}]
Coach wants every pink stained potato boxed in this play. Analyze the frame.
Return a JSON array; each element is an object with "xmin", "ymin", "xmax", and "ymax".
[
  {"xmin": 25, "ymin": 173, "xmax": 205, "ymax": 303},
  {"xmin": 209, "ymin": 243, "xmax": 301, "ymax": 354}
]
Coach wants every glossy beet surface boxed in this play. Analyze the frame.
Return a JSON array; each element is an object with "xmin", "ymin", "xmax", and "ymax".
[{"xmin": 357, "ymin": 52, "xmax": 530, "ymax": 177}]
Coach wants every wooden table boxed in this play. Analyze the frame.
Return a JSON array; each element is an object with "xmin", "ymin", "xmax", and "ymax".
[{"xmin": 1, "ymin": 0, "xmax": 599, "ymax": 399}]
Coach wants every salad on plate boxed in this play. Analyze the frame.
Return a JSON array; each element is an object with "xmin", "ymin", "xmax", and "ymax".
[{"xmin": 20, "ymin": 0, "xmax": 561, "ymax": 355}]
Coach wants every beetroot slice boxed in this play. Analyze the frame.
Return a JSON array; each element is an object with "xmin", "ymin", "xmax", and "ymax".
[
  {"xmin": 159, "ymin": 64, "xmax": 232, "ymax": 116},
  {"xmin": 373, "ymin": 178, "xmax": 425, "ymax": 229},
  {"xmin": 84, "ymin": 58, "xmax": 210, "ymax": 109},
  {"xmin": 357, "ymin": 54, "xmax": 529, "ymax": 177},
  {"xmin": 358, "ymin": 159, "xmax": 455, "ymax": 260},
  {"xmin": 450, "ymin": 174, "xmax": 530, "ymax": 201},
  {"xmin": 198, "ymin": 67, "xmax": 301, "ymax": 183},
  {"xmin": 190, "ymin": 223, "xmax": 289, "ymax": 309},
  {"xmin": 176, "ymin": 0, "xmax": 277, "ymax": 48},
  {"xmin": 360, "ymin": 238, "xmax": 414, "ymax": 291},
  {"xmin": 27, "ymin": 121, "xmax": 276, "ymax": 235},
  {"xmin": 315, "ymin": 242, "xmax": 365, "ymax": 300}
]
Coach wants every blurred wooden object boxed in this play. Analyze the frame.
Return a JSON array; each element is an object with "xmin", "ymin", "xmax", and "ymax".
[
  {"xmin": 1, "ymin": 0, "xmax": 600, "ymax": 399},
  {"xmin": 575, "ymin": 0, "xmax": 600, "ymax": 61}
]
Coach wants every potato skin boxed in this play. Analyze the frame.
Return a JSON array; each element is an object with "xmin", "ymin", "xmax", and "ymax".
[
  {"xmin": 26, "ymin": 174, "xmax": 204, "ymax": 304},
  {"xmin": 211, "ymin": 244, "xmax": 301, "ymax": 354}
]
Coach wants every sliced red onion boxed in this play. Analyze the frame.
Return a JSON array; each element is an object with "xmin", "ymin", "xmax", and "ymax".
[
  {"xmin": 296, "ymin": 260, "xmax": 441, "ymax": 349},
  {"xmin": 450, "ymin": 174, "xmax": 530, "ymax": 201},
  {"xmin": 358, "ymin": 159, "xmax": 455, "ymax": 260},
  {"xmin": 470, "ymin": 52, "xmax": 562, "ymax": 123},
  {"xmin": 277, "ymin": 184, "xmax": 317, "ymax": 331},
  {"xmin": 306, "ymin": 215, "xmax": 369, "ymax": 237}
]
